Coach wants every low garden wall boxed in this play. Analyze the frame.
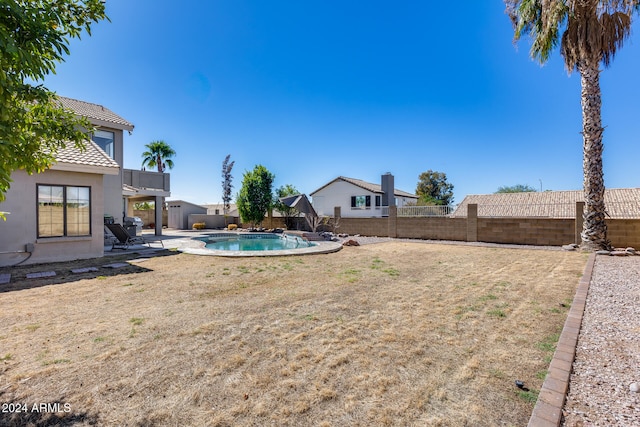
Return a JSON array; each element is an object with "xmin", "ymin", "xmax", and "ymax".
[{"xmin": 331, "ymin": 205, "xmax": 640, "ymax": 248}]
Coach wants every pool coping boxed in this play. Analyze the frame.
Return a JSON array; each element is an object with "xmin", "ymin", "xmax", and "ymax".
[
  {"xmin": 527, "ymin": 252, "xmax": 596, "ymax": 426},
  {"xmin": 176, "ymin": 232, "xmax": 343, "ymax": 257}
]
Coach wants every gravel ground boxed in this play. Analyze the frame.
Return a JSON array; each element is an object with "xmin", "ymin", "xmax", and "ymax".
[{"xmin": 563, "ymin": 255, "xmax": 640, "ymax": 426}]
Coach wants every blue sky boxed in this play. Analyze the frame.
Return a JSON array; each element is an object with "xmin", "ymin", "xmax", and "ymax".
[{"xmin": 43, "ymin": 1, "xmax": 640, "ymax": 205}]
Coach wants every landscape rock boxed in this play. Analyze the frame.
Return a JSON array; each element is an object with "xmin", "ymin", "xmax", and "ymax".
[
  {"xmin": 625, "ymin": 247, "xmax": 636, "ymax": 255},
  {"xmin": 630, "ymin": 383, "xmax": 639, "ymax": 393},
  {"xmin": 611, "ymin": 251, "xmax": 629, "ymax": 257},
  {"xmin": 563, "ymin": 244, "xmax": 578, "ymax": 251},
  {"xmin": 342, "ymin": 239, "xmax": 360, "ymax": 247},
  {"xmin": 596, "ymin": 250, "xmax": 612, "ymax": 256}
]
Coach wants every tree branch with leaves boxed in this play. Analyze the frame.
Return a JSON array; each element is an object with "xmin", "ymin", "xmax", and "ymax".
[
  {"xmin": 221, "ymin": 154, "xmax": 235, "ymax": 216},
  {"xmin": 236, "ymin": 165, "xmax": 274, "ymax": 228},
  {"xmin": 0, "ymin": 0, "xmax": 107, "ymax": 214}
]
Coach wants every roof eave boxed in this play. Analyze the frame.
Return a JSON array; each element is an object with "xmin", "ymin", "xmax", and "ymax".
[
  {"xmin": 49, "ymin": 163, "xmax": 120, "ymax": 175},
  {"xmin": 89, "ymin": 117, "xmax": 134, "ymax": 132}
]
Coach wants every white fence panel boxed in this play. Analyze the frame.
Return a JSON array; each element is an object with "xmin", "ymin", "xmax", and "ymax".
[{"xmin": 397, "ymin": 205, "xmax": 455, "ymax": 217}]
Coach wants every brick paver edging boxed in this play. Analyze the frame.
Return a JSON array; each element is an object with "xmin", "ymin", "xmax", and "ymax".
[{"xmin": 527, "ymin": 252, "xmax": 597, "ymax": 427}]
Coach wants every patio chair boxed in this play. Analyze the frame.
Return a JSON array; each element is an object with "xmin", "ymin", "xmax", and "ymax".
[{"xmin": 105, "ymin": 223, "xmax": 151, "ymax": 250}]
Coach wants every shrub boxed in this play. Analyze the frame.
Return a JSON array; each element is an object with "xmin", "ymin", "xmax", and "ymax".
[
  {"xmin": 227, "ymin": 224, "xmax": 238, "ymax": 230},
  {"xmin": 193, "ymin": 222, "xmax": 206, "ymax": 230}
]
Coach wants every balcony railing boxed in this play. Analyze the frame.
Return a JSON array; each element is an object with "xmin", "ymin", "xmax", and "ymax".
[{"xmin": 123, "ymin": 169, "xmax": 170, "ymax": 192}]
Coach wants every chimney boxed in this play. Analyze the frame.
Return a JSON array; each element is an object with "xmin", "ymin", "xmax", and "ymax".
[{"xmin": 381, "ymin": 173, "xmax": 395, "ymax": 207}]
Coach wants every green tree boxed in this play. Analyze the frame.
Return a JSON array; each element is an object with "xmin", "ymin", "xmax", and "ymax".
[
  {"xmin": 236, "ymin": 165, "xmax": 275, "ymax": 227},
  {"xmin": 141, "ymin": 140, "xmax": 176, "ymax": 173},
  {"xmin": 416, "ymin": 170, "xmax": 454, "ymax": 206},
  {"xmin": 505, "ymin": 1, "xmax": 640, "ymax": 250},
  {"xmin": 496, "ymin": 184, "xmax": 538, "ymax": 193},
  {"xmin": 221, "ymin": 154, "xmax": 235, "ymax": 215},
  {"xmin": 133, "ymin": 202, "xmax": 153, "ymax": 210},
  {"xmin": 273, "ymin": 184, "xmax": 300, "ymax": 229},
  {"xmin": 0, "ymin": 0, "xmax": 107, "ymax": 210}
]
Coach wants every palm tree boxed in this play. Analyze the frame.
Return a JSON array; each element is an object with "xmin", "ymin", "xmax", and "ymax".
[
  {"xmin": 505, "ymin": 0, "xmax": 640, "ymax": 251},
  {"xmin": 141, "ymin": 140, "xmax": 176, "ymax": 173}
]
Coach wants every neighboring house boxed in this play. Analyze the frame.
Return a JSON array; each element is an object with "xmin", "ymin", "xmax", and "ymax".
[
  {"xmin": 452, "ymin": 188, "xmax": 640, "ymax": 218},
  {"xmin": 310, "ymin": 174, "xmax": 418, "ymax": 218},
  {"xmin": 167, "ymin": 200, "xmax": 207, "ymax": 229},
  {"xmin": 0, "ymin": 96, "xmax": 170, "ymax": 267},
  {"xmin": 203, "ymin": 203, "xmax": 240, "ymax": 217}
]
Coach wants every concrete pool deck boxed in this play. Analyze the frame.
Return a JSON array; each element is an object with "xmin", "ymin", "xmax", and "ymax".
[{"xmin": 141, "ymin": 229, "xmax": 343, "ymax": 257}]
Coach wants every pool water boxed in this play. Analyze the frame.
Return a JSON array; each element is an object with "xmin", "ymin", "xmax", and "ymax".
[{"xmin": 200, "ymin": 233, "xmax": 315, "ymax": 251}]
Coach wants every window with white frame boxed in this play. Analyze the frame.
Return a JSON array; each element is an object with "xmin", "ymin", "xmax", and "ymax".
[
  {"xmin": 351, "ymin": 195, "xmax": 371, "ymax": 209},
  {"xmin": 37, "ymin": 185, "xmax": 91, "ymax": 237}
]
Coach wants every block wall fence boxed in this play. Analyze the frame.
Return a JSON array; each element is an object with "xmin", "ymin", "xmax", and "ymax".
[
  {"xmin": 333, "ymin": 203, "xmax": 640, "ymax": 249},
  {"xmin": 133, "ymin": 209, "xmax": 168, "ymax": 227}
]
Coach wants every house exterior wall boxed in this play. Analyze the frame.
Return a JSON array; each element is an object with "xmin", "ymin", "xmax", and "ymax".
[
  {"xmin": 0, "ymin": 169, "xmax": 106, "ymax": 267},
  {"xmin": 312, "ymin": 181, "xmax": 386, "ymax": 218},
  {"xmin": 102, "ymin": 126, "xmax": 125, "ymax": 223}
]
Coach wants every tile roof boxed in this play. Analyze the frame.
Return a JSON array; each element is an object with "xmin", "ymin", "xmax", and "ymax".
[
  {"xmin": 47, "ymin": 141, "xmax": 120, "ymax": 173},
  {"xmin": 452, "ymin": 188, "xmax": 640, "ymax": 219},
  {"xmin": 57, "ymin": 96, "xmax": 134, "ymax": 131},
  {"xmin": 310, "ymin": 176, "xmax": 418, "ymax": 199}
]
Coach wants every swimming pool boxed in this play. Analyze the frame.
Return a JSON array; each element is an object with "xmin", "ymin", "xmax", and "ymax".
[
  {"xmin": 200, "ymin": 233, "xmax": 315, "ymax": 251},
  {"xmin": 177, "ymin": 232, "xmax": 342, "ymax": 257}
]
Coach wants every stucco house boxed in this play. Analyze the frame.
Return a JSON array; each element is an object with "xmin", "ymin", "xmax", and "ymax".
[
  {"xmin": 0, "ymin": 96, "xmax": 170, "ymax": 267},
  {"xmin": 310, "ymin": 174, "xmax": 418, "ymax": 218}
]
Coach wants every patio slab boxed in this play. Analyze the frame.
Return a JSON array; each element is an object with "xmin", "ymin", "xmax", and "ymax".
[
  {"xmin": 71, "ymin": 267, "xmax": 99, "ymax": 274},
  {"xmin": 26, "ymin": 271, "xmax": 56, "ymax": 279},
  {"xmin": 102, "ymin": 262, "xmax": 130, "ymax": 269}
]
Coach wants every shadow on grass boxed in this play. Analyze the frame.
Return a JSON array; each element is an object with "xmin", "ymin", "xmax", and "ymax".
[
  {"xmin": 0, "ymin": 410, "xmax": 100, "ymax": 426},
  {"xmin": 0, "ymin": 249, "xmax": 180, "ymax": 293}
]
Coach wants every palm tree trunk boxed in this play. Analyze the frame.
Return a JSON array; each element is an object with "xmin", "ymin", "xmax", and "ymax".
[
  {"xmin": 578, "ymin": 61, "xmax": 609, "ymax": 251},
  {"xmin": 156, "ymin": 154, "xmax": 163, "ymax": 173}
]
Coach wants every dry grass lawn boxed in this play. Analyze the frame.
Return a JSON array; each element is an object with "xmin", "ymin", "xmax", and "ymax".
[{"xmin": 0, "ymin": 242, "xmax": 588, "ymax": 426}]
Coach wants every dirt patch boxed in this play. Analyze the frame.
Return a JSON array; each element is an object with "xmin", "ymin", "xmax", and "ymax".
[{"xmin": 0, "ymin": 242, "xmax": 587, "ymax": 426}]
